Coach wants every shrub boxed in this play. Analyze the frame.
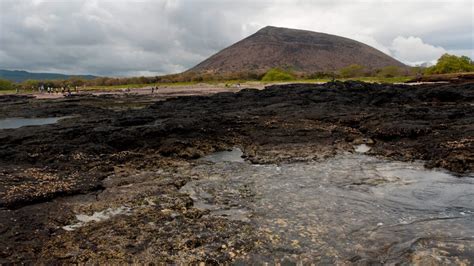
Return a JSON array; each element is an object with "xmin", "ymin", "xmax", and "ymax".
[
  {"xmin": 425, "ymin": 54, "xmax": 474, "ymax": 74},
  {"xmin": 307, "ymin": 71, "xmax": 338, "ymax": 79},
  {"xmin": 339, "ymin": 64, "xmax": 365, "ymax": 78},
  {"xmin": 377, "ymin": 66, "xmax": 405, "ymax": 78},
  {"xmin": 66, "ymin": 77, "xmax": 86, "ymax": 87},
  {"xmin": 261, "ymin": 68, "xmax": 295, "ymax": 81},
  {"xmin": 0, "ymin": 79, "xmax": 14, "ymax": 90},
  {"xmin": 20, "ymin": 79, "xmax": 42, "ymax": 90}
]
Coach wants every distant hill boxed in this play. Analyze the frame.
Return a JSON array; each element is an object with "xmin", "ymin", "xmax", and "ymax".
[
  {"xmin": 0, "ymin": 69, "xmax": 97, "ymax": 83},
  {"xmin": 188, "ymin": 26, "xmax": 405, "ymax": 74}
]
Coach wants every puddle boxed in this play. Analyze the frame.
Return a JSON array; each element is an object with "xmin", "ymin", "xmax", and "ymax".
[
  {"xmin": 354, "ymin": 143, "xmax": 371, "ymax": 153},
  {"xmin": 62, "ymin": 206, "xmax": 131, "ymax": 231},
  {"xmin": 0, "ymin": 116, "xmax": 73, "ymax": 129},
  {"xmin": 182, "ymin": 153, "xmax": 474, "ymax": 263},
  {"xmin": 200, "ymin": 148, "xmax": 245, "ymax": 163}
]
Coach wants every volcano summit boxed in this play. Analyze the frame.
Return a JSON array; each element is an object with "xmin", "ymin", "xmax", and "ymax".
[{"xmin": 188, "ymin": 26, "xmax": 405, "ymax": 74}]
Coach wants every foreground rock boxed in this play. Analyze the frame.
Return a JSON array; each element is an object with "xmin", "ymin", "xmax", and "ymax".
[{"xmin": 0, "ymin": 81, "xmax": 472, "ymax": 263}]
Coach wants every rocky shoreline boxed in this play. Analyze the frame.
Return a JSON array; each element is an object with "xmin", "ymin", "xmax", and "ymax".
[{"xmin": 0, "ymin": 81, "xmax": 473, "ymax": 263}]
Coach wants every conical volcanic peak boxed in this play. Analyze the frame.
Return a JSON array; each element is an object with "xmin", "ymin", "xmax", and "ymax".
[{"xmin": 188, "ymin": 26, "xmax": 404, "ymax": 74}]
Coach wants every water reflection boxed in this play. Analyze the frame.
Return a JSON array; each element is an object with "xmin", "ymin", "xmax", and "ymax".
[
  {"xmin": 354, "ymin": 144, "xmax": 371, "ymax": 153},
  {"xmin": 62, "ymin": 206, "xmax": 131, "ymax": 231},
  {"xmin": 182, "ymin": 153, "xmax": 474, "ymax": 263},
  {"xmin": 0, "ymin": 116, "xmax": 73, "ymax": 129},
  {"xmin": 200, "ymin": 148, "xmax": 245, "ymax": 163}
]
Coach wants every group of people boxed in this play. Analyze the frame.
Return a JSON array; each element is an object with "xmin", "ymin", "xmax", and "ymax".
[
  {"xmin": 224, "ymin": 83, "xmax": 241, "ymax": 88},
  {"xmin": 38, "ymin": 85, "xmax": 78, "ymax": 96},
  {"xmin": 121, "ymin": 86, "xmax": 158, "ymax": 94}
]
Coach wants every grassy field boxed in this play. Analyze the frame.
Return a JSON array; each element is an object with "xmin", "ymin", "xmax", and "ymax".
[
  {"xmin": 345, "ymin": 76, "xmax": 413, "ymax": 83},
  {"xmin": 0, "ymin": 88, "xmax": 46, "ymax": 95},
  {"xmin": 0, "ymin": 89, "xmax": 17, "ymax": 95},
  {"xmin": 262, "ymin": 76, "xmax": 412, "ymax": 84}
]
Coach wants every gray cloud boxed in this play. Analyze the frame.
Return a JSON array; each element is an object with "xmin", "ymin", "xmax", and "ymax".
[{"xmin": 0, "ymin": 0, "xmax": 472, "ymax": 76}]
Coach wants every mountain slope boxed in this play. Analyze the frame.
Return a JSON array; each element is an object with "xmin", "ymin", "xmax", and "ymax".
[
  {"xmin": 188, "ymin": 26, "xmax": 405, "ymax": 74},
  {"xmin": 0, "ymin": 69, "xmax": 97, "ymax": 83}
]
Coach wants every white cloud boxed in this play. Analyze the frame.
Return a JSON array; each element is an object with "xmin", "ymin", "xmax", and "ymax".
[
  {"xmin": 0, "ymin": 0, "xmax": 472, "ymax": 76},
  {"xmin": 390, "ymin": 36, "xmax": 447, "ymax": 65},
  {"xmin": 23, "ymin": 16, "xmax": 49, "ymax": 31}
]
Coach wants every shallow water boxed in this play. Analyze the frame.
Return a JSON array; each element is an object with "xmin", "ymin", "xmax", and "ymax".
[
  {"xmin": 181, "ymin": 152, "xmax": 474, "ymax": 263},
  {"xmin": 354, "ymin": 143, "xmax": 371, "ymax": 153},
  {"xmin": 0, "ymin": 116, "xmax": 72, "ymax": 129},
  {"xmin": 62, "ymin": 206, "xmax": 131, "ymax": 231},
  {"xmin": 200, "ymin": 147, "xmax": 245, "ymax": 163}
]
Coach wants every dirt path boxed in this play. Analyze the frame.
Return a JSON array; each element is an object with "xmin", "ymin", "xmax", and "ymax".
[{"xmin": 24, "ymin": 83, "xmax": 267, "ymax": 99}]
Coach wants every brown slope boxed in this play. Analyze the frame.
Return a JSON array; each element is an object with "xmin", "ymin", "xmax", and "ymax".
[{"xmin": 187, "ymin": 26, "xmax": 405, "ymax": 74}]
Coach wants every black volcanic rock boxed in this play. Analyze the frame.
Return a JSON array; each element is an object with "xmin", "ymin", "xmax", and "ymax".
[{"xmin": 0, "ymin": 81, "xmax": 473, "ymax": 263}]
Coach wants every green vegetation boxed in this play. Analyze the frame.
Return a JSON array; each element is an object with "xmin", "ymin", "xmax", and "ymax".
[
  {"xmin": 0, "ymin": 78, "xmax": 14, "ymax": 90},
  {"xmin": 261, "ymin": 68, "xmax": 295, "ymax": 81},
  {"xmin": 377, "ymin": 66, "xmax": 406, "ymax": 78},
  {"xmin": 348, "ymin": 76, "xmax": 412, "ymax": 83},
  {"xmin": 339, "ymin": 64, "xmax": 366, "ymax": 78},
  {"xmin": 337, "ymin": 64, "xmax": 409, "ymax": 79},
  {"xmin": 307, "ymin": 72, "xmax": 336, "ymax": 79},
  {"xmin": 425, "ymin": 54, "xmax": 474, "ymax": 74}
]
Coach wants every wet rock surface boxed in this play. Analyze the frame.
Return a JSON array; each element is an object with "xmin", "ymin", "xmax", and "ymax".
[
  {"xmin": 0, "ymin": 81, "xmax": 473, "ymax": 263},
  {"xmin": 182, "ymin": 153, "xmax": 473, "ymax": 264}
]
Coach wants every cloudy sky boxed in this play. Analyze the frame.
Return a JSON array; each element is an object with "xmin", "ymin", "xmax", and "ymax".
[{"xmin": 0, "ymin": 0, "xmax": 472, "ymax": 76}]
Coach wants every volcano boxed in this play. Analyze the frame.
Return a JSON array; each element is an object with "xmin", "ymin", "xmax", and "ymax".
[{"xmin": 187, "ymin": 26, "xmax": 404, "ymax": 74}]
